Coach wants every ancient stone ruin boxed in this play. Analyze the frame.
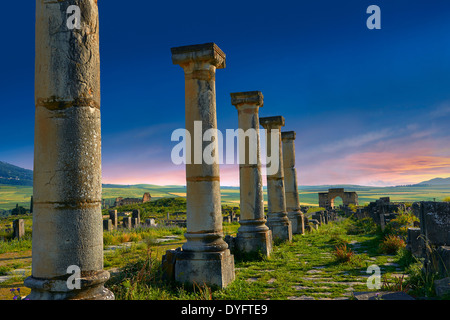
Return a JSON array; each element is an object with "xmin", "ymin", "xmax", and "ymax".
[
  {"xmin": 13, "ymin": 219, "xmax": 25, "ymax": 240},
  {"xmin": 260, "ymin": 116, "xmax": 293, "ymax": 242},
  {"xmin": 363, "ymin": 196, "xmax": 405, "ymax": 230},
  {"xmin": 164, "ymin": 43, "xmax": 235, "ymax": 288},
  {"xmin": 318, "ymin": 188, "xmax": 358, "ymax": 209},
  {"xmin": 228, "ymin": 91, "xmax": 273, "ymax": 257},
  {"xmin": 410, "ymin": 202, "xmax": 450, "ymax": 280},
  {"xmin": 25, "ymin": 0, "xmax": 113, "ymax": 300},
  {"xmin": 282, "ymin": 131, "xmax": 305, "ymax": 235},
  {"xmin": 113, "ymin": 192, "xmax": 151, "ymax": 207}
]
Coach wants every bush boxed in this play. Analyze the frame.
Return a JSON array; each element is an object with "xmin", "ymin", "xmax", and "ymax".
[
  {"xmin": 333, "ymin": 244, "xmax": 354, "ymax": 263},
  {"xmin": 384, "ymin": 213, "xmax": 419, "ymax": 238},
  {"xmin": 379, "ymin": 235, "xmax": 406, "ymax": 255}
]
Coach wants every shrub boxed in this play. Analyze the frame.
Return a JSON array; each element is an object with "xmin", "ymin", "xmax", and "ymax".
[
  {"xmin": 384, "ymin": 213, "xmax": 419, "ymax": 238},
  {"xmin": 333, "ymin": 244, "xmax": 354, "ymax": 263},
  {"xmin": 379, "ymin": 235, "xmax": 406, "ymax": 255}
]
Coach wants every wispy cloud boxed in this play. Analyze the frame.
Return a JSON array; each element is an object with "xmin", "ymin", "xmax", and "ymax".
[
  {"xmin": 430, "ymin": 100, "xmax": 450, "ymax": 119},
  {"xmin": 317, "ymin": 129, "xmax": 393, "ymax": 154}
]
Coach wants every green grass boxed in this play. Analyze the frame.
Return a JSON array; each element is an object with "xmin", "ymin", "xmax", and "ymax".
[
  {"xmin": 105, "ymin": 216, "xmax": 433, "ymax": 300},
  {"xmin": 3, "ymin": 183, "xmax": 450, "ymax": 211},
  {"xmin": 0, "ymin": 215, "xmax": 33, "ymax": 253},
  {"xmin": 103, "ymin": 225, "xmax": 185, "ymax": 247}
]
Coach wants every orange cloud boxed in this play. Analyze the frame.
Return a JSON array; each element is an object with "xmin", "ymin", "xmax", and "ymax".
[{"xmin": 299, "ymin": 150, "xmax": 450, "ymax": 186}]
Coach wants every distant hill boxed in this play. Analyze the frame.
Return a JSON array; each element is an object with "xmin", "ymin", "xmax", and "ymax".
[
  {"xmin": 416, "ymin": 177, "xmax": 450, "ymax": 185},
  {"xmin": 0, "ymin": 161, "xmax": 33, "ymax": 186}
]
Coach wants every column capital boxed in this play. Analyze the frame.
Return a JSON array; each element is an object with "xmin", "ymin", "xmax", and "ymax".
[
  {"xmin": 281, "ymin": 131, "xmax": 296, "ymax": 141},
  {"xmin": 171, "ymin": 42, "xmax": 226, "ymax": 69},
  {"xmin": 230, "ymin": 91, "xmax": 264, "ymax": 107},
  {"xmin": 260, "ymin": 116, "xmax": 285, "ymax": 128}
]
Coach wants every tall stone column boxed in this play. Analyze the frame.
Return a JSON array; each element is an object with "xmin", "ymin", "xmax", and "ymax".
[
  {"xmin": 24, "ymin": 0, "xmax": 113, "ymax": 300},
  {"xmin": 282, "ymin": 131, "xmax": 305, "ymax": 234},
  {"xmin": 230, "ymin": 91, "xmax": 272, "ymax": 257},
  {"xmin": 260, "ymin": 116, "xmax": 292, "ymax": 242},
  {"xmin": 171, "ymin": 43, "xmax": 235, "ymax": 288}
]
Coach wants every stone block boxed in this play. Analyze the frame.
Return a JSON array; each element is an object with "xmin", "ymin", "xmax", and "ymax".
[
  {"xmin": 132, "ymin": 209, "xmax": 140, "ymax": 225},
  {"xmin": 103, "ymin": 219, "xmax": 113, "ymax": 231},
  {"xmin": 234, "ymin": 229, "xmax": 273, "ymax": 258},
  {"xmin": 418, "ymin": 202, "xmax": 450, "ymax": 246},
  {"xmin": 13, "ymin": 219, "xmax": 25, "ymax": 240},
  {"xmin": 267, "ymin": 220, "xmax": 292, "ymax": 242},
  {"xmin": 123, "ymin": 217, "xmax": 131, "ymax": 229},
  {"xmin": 406, "ymin": 227, "xmax": 423, "ymax": 257},
  {"xmin": 309, "ymin": 219, "xmax": 319, "ymax": 230},
  {"xmin": 437, "ymin": 246, "xmax": 450, "ymax": 277},
  {"xmin": 175, "ymin": 250, "xmax": 235, "ymax": 288},
  {"xmin": 434, "ymin": 277, "xmax": 450, "ymax": 297},
  {"xmin": 161, "ymin": 248, "xmax": 180, "ymax": 282},
  {"xmin": 109, "ymin": 210, "xmax": 118, "ymax": 229},
  {"xmin": 287, "ymin": 212, "xmax": 304, "ymax": 234},
  {"xmin": 145, "ymin": 218, "xmax": 157, "ymax": 227}
]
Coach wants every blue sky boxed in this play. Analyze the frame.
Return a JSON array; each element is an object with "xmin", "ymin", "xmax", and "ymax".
[{"xmin": 1, "ymin": 0, "xmax": 450, "ymax": 186}]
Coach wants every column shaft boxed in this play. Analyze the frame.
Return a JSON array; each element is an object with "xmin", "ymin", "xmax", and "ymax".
[
  {"xmin": 260, "ymin": 116, "xmax": 292, "ymax": 242},
  {"xmin": 231, "ymin": 91, "xmax": 272, "ymax": 257},
  {"xmin": 282, "ymin": 131, "xmax": 305, "ymax": 234},
  {"xmin": 171, "ymin": 43, "xmax": 234, "ymax": 288},
  {"xmin": 25, "ymin": 0, "xmax": 113, "ymax": 300}
]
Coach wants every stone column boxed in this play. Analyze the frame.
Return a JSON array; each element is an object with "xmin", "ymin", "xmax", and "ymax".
[
  {"xmin": 24, "ymin": 0, "xmax": 113, "ymax": 300},
  {"xmin": 109, "ymin": 210, "xmax": 118, "ymax": 229},
  {"xmin": 260, "ymin": 116, "xmax": 292, "ymax": 242},
  {"xmin": 171, "ymin": 43, "xmax": 235, "ymax": 288},
  {"xmin": 13, "ymin": 219, "xmax": 25, "ymax": 240},
  {"xmin": 281, "ymin": 131, "xmax": 305, "ymax": 234},
  {"xmin": 230, "ymin": 91, "xmax": 273, "ymax": 257}
]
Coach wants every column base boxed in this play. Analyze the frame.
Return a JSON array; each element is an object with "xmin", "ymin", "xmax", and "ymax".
[
  {"xmin": 235, "ymin": 229, "xmax": 273, "ymax": 258},
  {"xmin": 24, "ymin": 270, "xmax": 114, "ymax": 300},
  {"xmin": 266, "ymin": 215, "xmax": 292, "ymax": 242},
  {"xmin": 287, "ymin": 211, "xmax": 305, "ymax": 234},
  {"xmin": 175, "ymin": 249, "xmax": 235, "ymax": 288}
]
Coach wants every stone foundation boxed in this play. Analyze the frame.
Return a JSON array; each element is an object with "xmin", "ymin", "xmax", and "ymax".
[
  {"xmin": 174, "ymin": 250, "xmax": 235, "ymax": 288},
  {"xmin": 234, "ymin": 225, "xmax": 273, "ymax": 257}
]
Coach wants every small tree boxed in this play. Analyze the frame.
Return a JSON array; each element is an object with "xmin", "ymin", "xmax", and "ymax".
[{"xmin": 11, "ymin": 204, "xmax": 27, "ymax": 216}]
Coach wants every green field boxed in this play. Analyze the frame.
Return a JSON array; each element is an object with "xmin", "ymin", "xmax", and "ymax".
[{"xmin": 1, "ymin": 183, "xmax": 449, "ymax": 211}]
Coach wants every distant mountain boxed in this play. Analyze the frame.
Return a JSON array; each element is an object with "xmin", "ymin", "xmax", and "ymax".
[
  {"xmin": 0, "ymin": 161, "xmax": 33, "ymax": 186},
  {"xmin": 416, "ymin": 177, "xmax": 450, "ymax": 185}
]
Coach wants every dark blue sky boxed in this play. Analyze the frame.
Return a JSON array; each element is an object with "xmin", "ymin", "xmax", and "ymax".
[{"xmin": 1, "ymin": 0, "xmax": 450, "ymax": 186}]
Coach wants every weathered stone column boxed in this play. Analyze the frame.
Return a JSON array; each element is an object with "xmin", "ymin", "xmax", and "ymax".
[
  {"xmin": 230, "ymin": 91, "xmax": 272, "ymax": 257},
  {"xmin": 24, "ymin": 0, "xmax": 113, "ymax": 300},
  {"xmin": 260, "ymin": 116, "xmax": 292, "ymax": 242},
  {"xmin": 281, "ymin": 131, "xmax": 305, "ymax": 234},
  {"xmin": 171, "ymin": 43, "xmax": 235, "ymax": 288}
]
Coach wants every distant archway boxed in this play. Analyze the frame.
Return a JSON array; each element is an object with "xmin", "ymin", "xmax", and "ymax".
[
  {"xmin": 331, "ymin": 196, "xmax": 343, "ymax": 208},
  {"xmin": 318, "ymin": 188, "xmax": 358, "ymax": 209}
]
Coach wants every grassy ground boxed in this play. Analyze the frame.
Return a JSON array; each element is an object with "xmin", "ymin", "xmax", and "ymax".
[
  {"xmin": 0, "ymin": 209, "xmax": 447, "ymax": 300},
  {"xmin": 104, "ymin": 216, "xmax": 439, "ymax": 300}
]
